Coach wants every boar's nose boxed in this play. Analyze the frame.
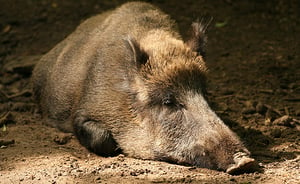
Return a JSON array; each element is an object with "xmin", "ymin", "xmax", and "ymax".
[{"xmin": 226, "ymin": 152, "xmax": 259, "ymax": 175}]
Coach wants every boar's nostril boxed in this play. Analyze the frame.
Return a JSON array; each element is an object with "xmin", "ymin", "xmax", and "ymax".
[{"xmin": 226, "ymin": 156, "xmax": 259, "ymax": 175}]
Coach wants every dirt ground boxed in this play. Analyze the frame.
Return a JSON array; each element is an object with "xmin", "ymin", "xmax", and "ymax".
[{"xmin": 0, "ymin": 0, "xmax": 299, "ymax": 183}]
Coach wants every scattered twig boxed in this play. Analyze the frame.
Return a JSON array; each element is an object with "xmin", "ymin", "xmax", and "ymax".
[
  {"xmin": 215, "ymin": 94, "xmax": 234, "ymax": 99},
  {"xmin": 272, "ymin": 115, "xmax": 296, "ymax": 127},
  {"xmin": 264, "ymin": 104, "xmax": 282, "ymax": 116},
  {"xmin": 7, "ymin": 90, "xmax": 32, "ymax": 100},
  {"xmin": 258, "ymin": 89, "xmax": 274, "ymax": 94},
  {"xmin": 0, "ymin": 90, "xmax": 9, "ymax": 101},
  {"xmin": 0, "ymin": 112, "xmax": 15, "ymax": 127},
  {"xmin": 284, "ymin": 107, "xmax": 289, "ymax": 116}
]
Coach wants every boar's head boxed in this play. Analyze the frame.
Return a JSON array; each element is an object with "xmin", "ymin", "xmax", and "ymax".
[{"xmin": 120, "ymin": 22, "xmax": 256, "ymax": 174}]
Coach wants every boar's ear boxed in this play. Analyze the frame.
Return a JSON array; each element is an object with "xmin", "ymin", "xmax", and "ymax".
[
  {"xmin": 124, "ymin": 36, "xmax": 149, "ymax": 70},
  {"xmin": 186, "ymin": 18, "xmax": 212, "ymax": 58}
]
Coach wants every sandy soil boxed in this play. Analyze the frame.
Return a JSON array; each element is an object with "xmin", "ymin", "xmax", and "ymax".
[{"xmin": 0, "ymin": 0, "xmax": 299, "ymax": 183}]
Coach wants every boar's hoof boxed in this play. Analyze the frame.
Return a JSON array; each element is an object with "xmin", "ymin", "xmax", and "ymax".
[
  {"xmin": 226, "ymin": 152, "xmax": 258, "ymax": 175},
  {"xmin": 74, "ymin": 115, "xmax": 120, "ymax": 156}
]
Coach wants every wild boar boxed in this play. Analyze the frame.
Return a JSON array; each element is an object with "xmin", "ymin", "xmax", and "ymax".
[{"xmin": 31, "ymin": 2, "xmax": 257, "ymax": 174}]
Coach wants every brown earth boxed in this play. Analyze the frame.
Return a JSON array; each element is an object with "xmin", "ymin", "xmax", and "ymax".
[{"xmin": 0, "ymin": 0, "xmax": 299, "ymax": 183}]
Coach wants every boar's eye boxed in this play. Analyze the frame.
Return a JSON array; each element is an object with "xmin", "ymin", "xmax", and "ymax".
[{"xmin": 162, "ymin": 93, "xmax": 176, "ymax": 107}]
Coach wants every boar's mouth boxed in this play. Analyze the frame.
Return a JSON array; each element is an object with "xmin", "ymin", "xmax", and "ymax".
[
  {"xmin": 153, "ymin": 149, "xmax": 217, "ymax": 170},
  {"xmin": 153, "ymin": 150, "xmax": 259, "ymax": 175}
]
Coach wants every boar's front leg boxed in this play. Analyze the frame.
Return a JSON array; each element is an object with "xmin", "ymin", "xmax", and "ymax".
[{"xmin": 73, "ymin": 111, "xmax": 120, "ymax": 156}]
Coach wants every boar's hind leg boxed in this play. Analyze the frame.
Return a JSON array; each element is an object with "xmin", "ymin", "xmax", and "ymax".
[{"xmin": 73, "ymin": 113, "xmax": 120, "ymax": 156}]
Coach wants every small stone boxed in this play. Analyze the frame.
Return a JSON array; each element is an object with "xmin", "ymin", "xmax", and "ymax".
[
  {"xmin": 2, "ymin": 25, "xmax": 11, "ymax": 33},
  {"xmin": 264, "ymin": 118, "xmax": 272, "ymax": 126}
]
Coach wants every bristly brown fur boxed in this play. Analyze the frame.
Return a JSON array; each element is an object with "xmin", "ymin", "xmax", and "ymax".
[{"xmin": 141, "ymin": 46, "xmax": 208, "ymax": 91}]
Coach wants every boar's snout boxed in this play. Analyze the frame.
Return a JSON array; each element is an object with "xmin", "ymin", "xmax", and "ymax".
[
  {"xmin": 151, "ymin": 91, "xmax": 258, "ymax": 174},
  {"xmin": 226, "ymin": 152, "xmax": 258, "ymax": 175},
  {"xmin": 185, "ymin": 139, "xmax": 257, "ymax": 174}
]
